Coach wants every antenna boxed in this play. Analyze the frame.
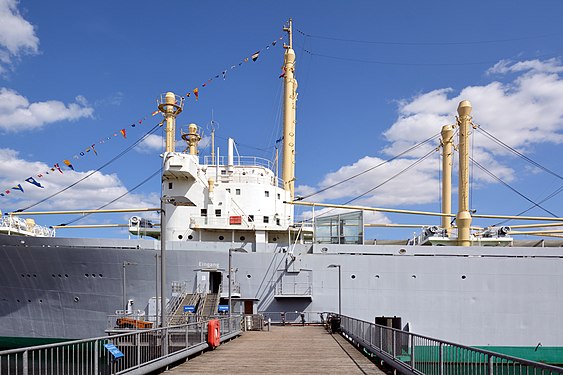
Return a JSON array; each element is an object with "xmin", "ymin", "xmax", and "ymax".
[
  {"xmin": 207, "ymin": 110, "xmax": 220, "ymax": 164},
  {"xmin": 283, "ymin": 18, "xmax": 293, "ymax": 49}
]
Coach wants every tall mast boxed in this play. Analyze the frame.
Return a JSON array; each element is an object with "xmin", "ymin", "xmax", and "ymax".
[
  {"xmin": 440, "ymin": 124, "xmax": 454, "ymax": 236},
  {"xmin": 282, "ymin": 19, "xmax": 298, "ymax": 200},
  {"xmin": 456, "ymin": 100, "xmax": 473, "ymax": 246},
  {"xmin": 158, "ymin": 92, "xmax": 183, "ymax": 153}
]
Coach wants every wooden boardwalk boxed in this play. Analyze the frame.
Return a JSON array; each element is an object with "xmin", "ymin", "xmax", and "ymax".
[{"xmin": 164, "ymin": 325, "xmax": 389, "ymax": 374}]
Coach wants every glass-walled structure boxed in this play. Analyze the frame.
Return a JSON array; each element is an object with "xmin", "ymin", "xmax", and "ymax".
[{"xmin": 314, "ymin": 211, "xmax": 363, "ymax": 244}]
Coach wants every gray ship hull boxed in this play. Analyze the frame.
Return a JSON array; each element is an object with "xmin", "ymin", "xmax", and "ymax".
[{"xmin": 1, "ymin": 233, "xmax": 562, "ymax": 363}]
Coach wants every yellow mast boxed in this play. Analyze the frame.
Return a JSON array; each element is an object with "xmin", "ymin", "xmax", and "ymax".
[
  {"xmin": 158, "ymin": 92, "xmax": 183, "ymax": 153},
  {"xmin": 441, "ymin": 124, "xmax": 454, "ymax": 236},
  {"xmin": 282, "ymin": 19, "xmax": 298, "ymax": 200},
  {"xmin": 456, "ymin": 100, "xmax": 473, "ymax": 246}
]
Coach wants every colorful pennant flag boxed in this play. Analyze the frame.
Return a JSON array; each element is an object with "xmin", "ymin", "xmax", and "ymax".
[
  {"xmin": 12, "ymin": 184, "xmax": 24, "ymax": 193},
  {"xmin": 25, "ymin": 177, "xmax": 44, "ymax": 189},
  {"xmin": 193, "ymin": 88, "xmax": 199, "ymax": 100},
  {"xmin": 151, "ymin": 110, "xmax": 159, "ymax": 116},
  {"xmin": 251, "ymin": 51, "xmax": 260, "ymax": 61},
  {"xmin": 120, "ymin": 129, "xmax": 127, "ymax": 138},
  {"xmin": 64, "ymin": 160, "xmax": 74, "ymax": 170}
]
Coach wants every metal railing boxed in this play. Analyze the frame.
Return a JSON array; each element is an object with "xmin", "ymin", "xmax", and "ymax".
[
  {"xmin": 0, "ymin": 315, "xmax": 242, "ymax": 375},
  {"xmin": 259, "ymin": 311, "xmax": 326, "ymax": 325},
  {"xmin": 0, "ymin": 216, "xmax": 55, "ymax": 237},
  {"xmin": 338, "ymin": 315, "xmax": 563, "ymax": 375}
]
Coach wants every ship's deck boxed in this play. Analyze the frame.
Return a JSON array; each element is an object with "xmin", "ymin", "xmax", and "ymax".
[{"xmin": 163, "ymin": 325, "xmax": 389, "ymax": 374}]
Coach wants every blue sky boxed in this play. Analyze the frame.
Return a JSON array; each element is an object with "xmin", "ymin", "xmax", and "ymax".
[{"xmin": 1, "ymin": 0, "xmax": 563, "ymax": 240}]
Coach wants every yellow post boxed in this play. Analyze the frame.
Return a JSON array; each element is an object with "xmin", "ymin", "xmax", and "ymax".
[
  {"xmin": 282, "ymin": 19, "xmax": 298, "ymax": 200},
  {"xmin": 441, "ymin": 125, "xmax": 454, "ymax": 236},
  {"xmin": 456, "ymin": 100, "xmax": 473, "ymax": 246}
]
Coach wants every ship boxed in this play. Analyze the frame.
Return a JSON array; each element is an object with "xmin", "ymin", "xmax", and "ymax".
[{"xmin": 0, "ymin": 20, "xmax": 562, "ymax": 364}]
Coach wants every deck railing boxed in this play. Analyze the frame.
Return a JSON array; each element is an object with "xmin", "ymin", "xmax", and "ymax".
[
  {"xmin": 338, "ymin": 314, "xmax": 563, "ymax": 375},
  {"xmin": 0, "ymin": 315, "xmax": 242, "ymax": 375}
]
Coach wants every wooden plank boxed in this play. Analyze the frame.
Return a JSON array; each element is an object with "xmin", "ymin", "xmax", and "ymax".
[{"xmin": 164, "ymin": 326, "xmax": 389, "ymax": 374}]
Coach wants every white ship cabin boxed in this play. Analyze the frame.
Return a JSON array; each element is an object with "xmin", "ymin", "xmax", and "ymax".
[{"xmin": 160, "ymin": 135, "xmax": 311, "ymax": 251}]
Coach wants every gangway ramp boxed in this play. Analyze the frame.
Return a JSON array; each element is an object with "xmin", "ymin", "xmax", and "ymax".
[{"xmin": 164, "ymin": 325, "xmax": 388, "ymax": 374}]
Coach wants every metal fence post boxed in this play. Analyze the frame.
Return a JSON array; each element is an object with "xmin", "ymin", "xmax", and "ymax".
[
  {"xmin": 185, "ymin": 324, "xmax": 189, "ymax": 348},
  {"xmin": 22, "ymin": 350, "xmax": 28, "ymax": 375},
  {"xmin": 136, "ymin": 332, "xmax": 141, "ymax": 368},
  {"xmin": 94, "ymin": 342, "xmax": 99, "ymax": 374},
  {"xmin": 410, "ymin": 334, "xmax": 415, "ymax": 370},
  {"xmin": 439, "ymin": 342, "xmax": 444, "ymax": 375},
  {"xmin": 379, "ymin": 326, "xmax": 383, "ymax": 351}
]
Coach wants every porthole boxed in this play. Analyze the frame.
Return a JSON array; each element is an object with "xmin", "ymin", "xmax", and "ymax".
[
  {"xmin": 20, "ymin": 274, "xmax": 24, "ymax": 278},
  {"xmin": 399, "ymin": 248, "xmax": 407, "ymax": 254},
  {"xmin": 351, "ymin": 275, "xmax": 356, "ymax": 279},
  {"xmin": 240, "ymin": 236, "xmax": 245, "ymax": 241},
  {"xmin": 84, "ymin": 274, "xmax": 89, "ymax": 277},
  {"xmin": 16, "ymin": 299, "xmax": 20, "ymax": 303},
  {"xmin": 58, "ymin": 274, "xmax": 62, "ymax": 278},
  {"xmin": 52, "ymin": 274, "xmax": 56, "ymax": 278},
  {"xmin": 411, "ymin": 275, "xmax": 417, "ymax": 279},
  {"xmin": 33, "ymin": 274, "xmax": 37, "ymax": 278},
  {"xmin": 74, "ymin": 297, "xmax": 80, "ymax": 303},
  {"xmin": 39, "ymin": 299, "xmax": 43, "ymax": 303},
  {"xmin": 375, "ymin": 275, "xmax": 380, "ymax": 279},
  {"xmin": 99, "ymin": 274, "xmax": 103, "ymax": 278},
  {"xmin": 272, "ymin": 237, "xmax": 277, "ymax": 242},
  {"xmin": 178, "ymin": 235, "xmax": 183, "ymax": 240},
  {"xmin": 27, "ymin": 299, "xmax": 31, "ymax": 303},
  {"xmin": 188, "ymin": 235, "xmax": 193, "ymax": 240},
  {"xmin": 219, "ymin": 236, "xmax": 224, "ymax": 241},
  {"xmin": 461, "ymin": 275, "xmax": 467, "ymax": 280},
  {"xmin": 92, "ymin": 274, "xmax": 96, "ymax": 277},
  {"xmin": 246, "ymin": 274, "xmax": 252, "ymax": 279},
  {"xmin": 27, "ymin": 274, "xmax": 31, "ymax": 277},
  {"xmin": 65, "ymin": 274, "xmax": 68, "ymax": 278}
]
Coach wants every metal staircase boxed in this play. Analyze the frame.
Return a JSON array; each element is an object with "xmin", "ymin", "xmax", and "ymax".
[{"xmin": 199, "ymin": 292, "xmax": 220, "ymax": 317}]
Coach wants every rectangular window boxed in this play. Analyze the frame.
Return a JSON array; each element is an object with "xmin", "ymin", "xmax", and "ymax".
[
  {"xmin": 248, "ymin": 215, "xmax": 254, "ymax": 222},
  {"xmin": 201, "ymin": 209, "xmax": 207, "ymax": 217},
  {"xmin": 276, "ymin": 218, "xmax": 281, "ymax": 225},
  {"xmin": 226, "ymin": 188, "xmax": 231, "ymax": 193},
  {"xmin": 277, "ymin": 193, "xmax": 280, "ymax": 200},
  {"xmin": 215, "ymin": 209, "xmax": 221, "ymax": 217},
  {"xmin": 236, "ymin": 189, "xmax": 241, "ymax": 195},
  {"xmin": 264, "ymin": 191, "xmax": 270, "ymax": 197},
  {"xmin": 221, "ymin": 170, "xmax": 226, "ymax": 175},
  {"xmin": 168, "ymin": 182, "xmax": 173, "ymax": 189},
  {"xmin": 263, "ymin": 216, "xmax": 269, "ymax": 223}
]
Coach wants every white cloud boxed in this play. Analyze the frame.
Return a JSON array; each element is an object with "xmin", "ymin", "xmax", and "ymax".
[
  {"xmin": 487, "ymin": 58, "xmax": 563, "ymax": 75},
  {"xmin": 0, "ymin": 0, "xmax": 39, "ymax": 73},
  {"xmin": 0, "ymin": 88, "xmax": 94, "ymax": 131},
  {"xmin": 137, "ymin": 134, "xmax": 211, "ymax": 154},
  {"xmin": 138, "ymin": 134, "xmax": 164, "ymax": 153},
  {"xmin": 0, "ymin": 148, "xmax": 157, "ymax": 213},
  {"xmin": 296, "ymin": 58, "xmax": 563, "ymax": 221}
]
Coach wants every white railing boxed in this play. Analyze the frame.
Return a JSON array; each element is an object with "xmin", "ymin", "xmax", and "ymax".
[
  {"xmin": 0, "ymin": 216, "xmax": 55, "ymax": 237},
  {"xmin": 204, "ymin": 155, "xmax": 274, "ymax": 170}
]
